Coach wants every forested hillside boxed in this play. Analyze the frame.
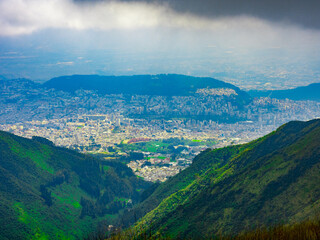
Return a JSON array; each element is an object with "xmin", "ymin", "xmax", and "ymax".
[{"xmin": 0, "ymin": 131, "xmax": 151, "ymax": 240}]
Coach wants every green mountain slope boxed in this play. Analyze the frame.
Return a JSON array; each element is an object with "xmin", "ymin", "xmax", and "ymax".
[
  {"xmin": 0, "ymin": 131, "xmax": 151, "ymax": 240},
  {"xmin": 131, "ymin": 119, "xmax": 320, "ymax": 239},
  {"xmin": 120, "ymin": 145, "xmax": 246, "ymax": 227},
  {"xmin": 43, "ymin": 74, "xmax": 251, "ymax": 104}
]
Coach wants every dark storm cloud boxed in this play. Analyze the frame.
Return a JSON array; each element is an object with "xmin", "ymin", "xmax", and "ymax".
[
  {"xmin": 1, "ymin": 0, "xmax": 320, "ymax": 39},
  {"xmin": 167, "ymin": 0, "xmax": 320, "ymax": 29},
  {"xmin": 76, "ymin": 0, "xmax": 320, "ymax": 29}
]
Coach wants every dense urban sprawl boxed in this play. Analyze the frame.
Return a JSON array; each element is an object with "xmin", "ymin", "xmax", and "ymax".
[{"xmin": 1, "ymin": 78, "xmax": 320, "ymax": 181}]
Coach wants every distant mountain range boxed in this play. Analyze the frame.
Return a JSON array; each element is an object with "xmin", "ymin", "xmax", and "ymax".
[
  {"xmin": 124, "ymin": 119, "xmax": 320, "ymax": 238},
  {"xmin": 0, "ymin": 131, "xmax": 151, "ymax": 240},
  {"xmin": 0, "ymin": 77, "xmax": 40, "ymax": 90},
  {"xmin": 249, "ymin": 82, "xmax": 320, "ymax": 101},
  {"xmin": 3, "ymin": 75, "xmax": 319, "ymax": 103},
  {"xmin": 43, "ymin": 74, "xmax": 251, "ymax": 103}
]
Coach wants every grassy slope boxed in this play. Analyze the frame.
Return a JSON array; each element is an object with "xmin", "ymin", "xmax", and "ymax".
[
  {"xmin": 0, "ymin": 131, "xmax": 151, "ymax": 240},
  {"xmin": 223, "ymin": 218, "xmax": 320, "ymax": 240},
  {"xmin": 107, "ymin": 218, "xmax": 320, "ymax": 240},
  {"xmin": 132, "ymin": 119, "xmax": 320, "ymax": 239},
  {"xmin": 120, "ymin": 144, "xmax": 246, "ymax": 226}
]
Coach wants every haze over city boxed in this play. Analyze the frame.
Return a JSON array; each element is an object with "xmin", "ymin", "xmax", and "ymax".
[{"xmin": 1, "ymin": 0, "xmax": 320, "ymax": 90}]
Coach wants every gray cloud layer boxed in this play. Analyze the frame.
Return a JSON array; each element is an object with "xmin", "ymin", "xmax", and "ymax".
[
  {"xmin": 1, "ymin": 0, "xmax": 319, "ymax": 37},
  {"xmin": 163, "ymin": 0, "xmax": 320, "ymax": 29},
  {"xmin": 77, "ymin": 0, "xmax": 320, "ymax": 29},
  {"xmin": 0, "ymin": 0, "xmax": 259, "ymax": 36}
]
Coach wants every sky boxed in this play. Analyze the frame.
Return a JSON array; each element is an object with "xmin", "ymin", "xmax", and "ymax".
[{"xmin": 0, "ymin": 0, "xmax": 320, "ymax": 89}]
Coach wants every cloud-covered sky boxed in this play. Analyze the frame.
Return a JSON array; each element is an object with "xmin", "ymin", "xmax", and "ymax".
[
  {"xmin": 0, "ymin": 0, "xmax": 319, "ymax": 89},
  {"xmin": 75, "ymin": 0, "xmax": 320, "ymax": 29},
  {"xmin": 1, "ymin": 0, "xmax": 320, "ymax": 35},
  {"xmin": 142, "ymin": 0, "xmax": 320, "ymax": 29},
  {"xmin": 0, "ymin": 0, "xmax": 197, "ymax": 35}
]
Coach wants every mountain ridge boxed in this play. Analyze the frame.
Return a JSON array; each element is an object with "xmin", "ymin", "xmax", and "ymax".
[
  {"xmin": 128, "ymin": 119, "xmax": 320, "ymax": 239},
  {"xmin": 43, "ymin": 74, "xmax": 251, "ymax": 103},
  {"xmin": 249, "ymin": 82, "xmax": 320, "ymax": 101}
]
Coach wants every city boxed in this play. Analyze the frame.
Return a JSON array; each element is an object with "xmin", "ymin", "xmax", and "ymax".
[{"xmin": 1, "ymin": 78, "xmax": 320, "ymax": 181}]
